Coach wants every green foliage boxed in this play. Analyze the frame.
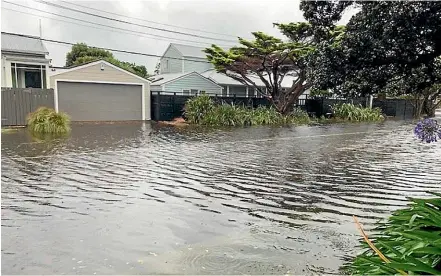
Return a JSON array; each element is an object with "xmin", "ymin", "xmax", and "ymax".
[
  {"xmin": 309, "ymin": 88, "xmax": 333, "ymax": 98},
  {"xmin": 184, "ymin": 94, "xmax": 215, "ymax": 124},
  {"xmin": 331, "ymin": 103, "xmax": 384, "ymax": 122},
  {"xmin": 65, "ymin": 43, "xmax": 150, "ymax": 78},
  {"xmin": 184, "ymin": 95, "xmax": 310, "ymax": 127},
  {"xmin": 346, "ymin": 195, "xmax": 441, "ymax": 275},
  {"xmin": 1, "ymin": 128, "xmax": 18, "ymax": 134},
  {"xmin": 66, "ymin": 43, "xmax": 112, "ymax": 66},
  {"xmin": 302, "ymin": 1, "xmax": 441, "ymax": 100},
  {"xmin": 27, "ymin": 107, "xmax": 71, "ymax": 134},
  {"xmin": 204, "ymin": 24, "xmax": 317, "ymax": 115}
]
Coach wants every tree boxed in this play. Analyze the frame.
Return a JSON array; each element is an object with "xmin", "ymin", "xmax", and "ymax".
[
  {"xmin": 204, "ymin": 24, "xmax": 316, "ymax": 115},
  {"xmin": 66, "ymin": 43, "xmax": 112, "ymax": 67},
  {"xmin": 301, "ymin": 1, "xmax": 441, "ymax": 116},
  {"xmin": 65, "ymin": 43, "xmax": 150, "ymax": 79}
]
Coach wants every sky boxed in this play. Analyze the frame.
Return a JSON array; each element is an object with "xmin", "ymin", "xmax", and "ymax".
[{"xmin": 1, "ymin": 0, "xmax": 357, "ymax": 73}]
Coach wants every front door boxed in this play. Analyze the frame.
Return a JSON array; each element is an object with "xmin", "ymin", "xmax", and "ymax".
[{"xmin": 25, "ymin": 71, "xmax": 42, "ymax": 88}]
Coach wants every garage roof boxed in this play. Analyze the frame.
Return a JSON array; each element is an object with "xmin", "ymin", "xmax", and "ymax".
[{"xmin": 50, "ymin": 59, "xmax": 151, "ymax": 83}]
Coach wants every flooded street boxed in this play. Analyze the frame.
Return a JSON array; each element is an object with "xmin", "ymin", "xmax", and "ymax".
[{"xmin": 2, "ymin": 121, "xmax": 440, "ymax": 274}]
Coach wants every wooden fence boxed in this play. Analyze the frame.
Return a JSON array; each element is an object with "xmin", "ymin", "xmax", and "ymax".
[{"xmin": 1, "ymin": 88, "xmax": 55, "ymax": 126}]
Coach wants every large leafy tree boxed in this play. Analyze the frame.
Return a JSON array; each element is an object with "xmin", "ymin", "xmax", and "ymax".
[
  {"xmin": 65, "ymin": 43, "xmax": 150, "ymax": 79},
  {"xmin": 204, "ymin": 24, "xmax": 316, "ymax": 115},
  {"xmin": 301, "ymin": 1, "xmax": 441, "ymax": 116}
]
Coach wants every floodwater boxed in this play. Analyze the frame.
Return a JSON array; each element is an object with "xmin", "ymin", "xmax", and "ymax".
[{"xmin": 2, "ymin": 121, "xmax": 440, "ymax": 274}]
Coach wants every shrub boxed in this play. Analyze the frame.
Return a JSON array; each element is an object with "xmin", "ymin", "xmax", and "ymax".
[
  {"xmin": 414, "ymin": 118, "xmax": 441, "ymax": 143},
  {"xmin": 184, "ymin": 95, "xmax": 310, "ymax": 126},
  {"xmin": 332, "ymin": 103, "xmax": 384, "ymax": 121},
  {"xmin": 27, "ymin": 107, "xmax": 71, "ymax": 134},
  {"xmin": 184, "ymin": 94, "xmax": 215, "ymax": 124},
  {"xmin": 346, "ymin": 195, "xmax": 441, "ymax": 275}
]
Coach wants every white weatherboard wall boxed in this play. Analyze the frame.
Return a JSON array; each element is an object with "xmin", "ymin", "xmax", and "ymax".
[
  {"xmin": 163, "ymin": 73, "xmax": 222, "ymax": 95},
  {"xmin": 160, "ymin": 45, "xmax": 182, "ymax": 74},
  {"xmin": 183, "ymin": 57, "xmax": 213, "ymax": 73},
  {"xmin": 50, "ymin": 61, "xmax": 151, "ymax": 120}
]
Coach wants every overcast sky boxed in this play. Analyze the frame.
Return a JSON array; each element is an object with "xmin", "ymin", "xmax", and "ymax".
[{"xmin": 1, "ymin": 0, "xmax": 357, "ymax": 72}]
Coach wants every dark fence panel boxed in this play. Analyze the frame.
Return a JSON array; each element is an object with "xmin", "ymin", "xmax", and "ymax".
[
  {"xmin": 151, "ymin": 91, "xmax": 277, "ymax": 121},
  {"xmin": 1, "ymin": 88, "xmax": 55, "ymax": 126},
  {"xmin": 372, "ymin": 99, "xmax": 414, "ymax": 119},
  {"xmin": 305, "ymin": 97, "xmax": 415, "ymax": 119}
]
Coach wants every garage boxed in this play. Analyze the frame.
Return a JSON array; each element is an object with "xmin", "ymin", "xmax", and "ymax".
[
  {"xmin": 50, "ymin": 60, "xmax": 150, "ymax": 121},
  {"xmin": 57, "ymin": 81, "xmax": 142, "ymax": 121}
]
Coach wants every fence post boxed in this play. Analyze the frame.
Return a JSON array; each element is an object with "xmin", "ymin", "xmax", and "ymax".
[
  {"xmin": 403, "ymin": 100, "xmax": 407, "ymax": 119},
  {"xmin": 172, "ymin": 92, "xmax": 176, "ymax": 118},
  {"xmin": 155, "ymin": 91, "xmax": 161, "ymax": 121}
]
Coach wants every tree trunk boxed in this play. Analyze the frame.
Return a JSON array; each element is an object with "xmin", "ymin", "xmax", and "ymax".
[
  {"xmin": 414, "ymin": 98, "xmax": 423, "ymax": 119},
  {"xmin": 275, "ymin": 84, "xmax": 306, "ymax": 115},
  {"xmin": 422, "ymin": 97, "xmax": 440, "ymax": 117}
]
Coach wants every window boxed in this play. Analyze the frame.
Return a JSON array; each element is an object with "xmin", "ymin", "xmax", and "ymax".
[
  {"xmin": 199, "ymin": 90, "xmax": 206, "ymax": 94},
  {"xmin": 164, "ymin": 60, "xmax": 169, "ymax": 70},
  {"xmin": 190, "ymin": 89, "xmax": 198, "ymax": 95},
  {"xmin": 183, "ymin": 89, "xmax": 190, "ymax": 95}
]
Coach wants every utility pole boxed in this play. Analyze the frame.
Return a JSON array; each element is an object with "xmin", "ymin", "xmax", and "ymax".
[{"xmin": 39, "ymin": 19, "xmax": 42, "ymax": 38}]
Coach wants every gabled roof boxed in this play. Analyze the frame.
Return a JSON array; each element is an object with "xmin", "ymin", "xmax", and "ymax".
[
  {"xmin": 1, "ymin": 32, "xmax": 48, "ymax": 55},
  {"xmin": 170, "ymin": 43, "xmax": 208, "ymax": 58},
  {"xmin": 149, "ymin": 71, "xmax": 221, "ymax": 87},
  {"xmin": 49, "ymin": 60, "xmax": 151, "ymax": 83},
  {"xmin": 201, "ymin": 69, "xmax": 299, "ymax": 88}
]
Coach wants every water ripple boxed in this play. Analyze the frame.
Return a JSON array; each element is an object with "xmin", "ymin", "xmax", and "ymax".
[{"xmin": 2, "ymin": 121, "xmax": 440, "ymax": 274}]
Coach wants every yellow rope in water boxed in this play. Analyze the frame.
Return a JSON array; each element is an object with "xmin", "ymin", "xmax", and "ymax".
[{"xmin": 353, "ymin": 215, "xmax": 407, "ymax": 275}]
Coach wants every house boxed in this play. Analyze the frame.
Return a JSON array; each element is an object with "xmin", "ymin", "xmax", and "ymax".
[
  {"xmin": 50, "ymin": 60, "xmax": 151, "ymax": 121},
  {"xmin": 152, "ymin": 43, "xmax": 309, "ymax": 99},
  {"xmin": 159, "ymin": 43, "xmax": 215, "ymax": 74},
  {"xmin": 1, "ymin": 32, "xmax": 51, "ymax": 88},
  {"xmin": 150, "ymin": 43, "xmax": 222, "ymax": 95}
]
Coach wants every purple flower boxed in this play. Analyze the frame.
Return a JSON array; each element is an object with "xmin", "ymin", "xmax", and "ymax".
[{"xmin": 414, "ymin": 118, "xmax": 441, "ymax": 143}]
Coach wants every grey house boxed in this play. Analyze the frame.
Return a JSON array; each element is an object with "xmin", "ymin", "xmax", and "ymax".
[{"xmin": 151, "ymin": 43, "xmax": 309, "ymax": 98}]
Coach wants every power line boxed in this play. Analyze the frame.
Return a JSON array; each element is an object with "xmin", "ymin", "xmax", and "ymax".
[
  {"xmin": 2, "ymin": 32, "xmax": 214, "ymax": 64},
  {"xmin": 33, "ymin": 0, "xmax": 238, "ymax": 43},
  {"xmin": 59, "ymin": 0, "xmax": 240, "ymax": 39},
  {"xmin": 1, "ymin": 6, "xmax": 231, "ymax": 48},
  {"xmin": 2, "ymin": 1, "xmax": 235, "ymax": 47}
]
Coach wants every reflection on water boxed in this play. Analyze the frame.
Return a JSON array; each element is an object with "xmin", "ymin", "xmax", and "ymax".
[{"xmin": 2, "ymin": 121, "xmax": 440, "ymax": 274}]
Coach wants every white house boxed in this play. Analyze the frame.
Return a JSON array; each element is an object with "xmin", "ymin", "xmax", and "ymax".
[{"xmin": 1, "ymin": 32, "xmax": 51, "ymax": 88}]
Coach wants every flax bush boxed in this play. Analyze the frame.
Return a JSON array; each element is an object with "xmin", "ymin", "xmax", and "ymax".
[
  {"xmin": 332, "ymin": 103, "xmax": 384, "ymax": 122},
  {"xmin": 184, "ymin": 95, "xmax": 310, "ymax": 126},
  {"xmin": 184, "ymin": 94, "xmax": 215, "ymax": 124},
  {"xmin": 27, "ymin": 107, "xmax": 71, "ymax": 134},
  {"xmin": 346, "ymin": 195, "xmax": 441, "ymax": 275}
]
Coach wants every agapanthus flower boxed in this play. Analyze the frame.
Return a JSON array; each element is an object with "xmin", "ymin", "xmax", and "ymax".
[{"xmin": 414, "ymin": 118, "xmax": 441, "ymax": 143}]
